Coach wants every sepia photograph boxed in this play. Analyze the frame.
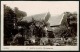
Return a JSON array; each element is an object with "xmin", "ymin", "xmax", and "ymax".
[{"xmin": 1, "ymin": 1, "xmax": 79, "ymax": 51}]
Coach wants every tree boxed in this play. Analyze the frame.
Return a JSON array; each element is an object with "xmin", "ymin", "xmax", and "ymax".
[
  {"xmin": 4, "ymin": 5, "xmax": 16, "ymax": 36},
  {"xmin": 14, "ymin": 7, "xmax": 27, "ymax": 22},
  {"xmin": 4, "ymin": 5, "xmax": 17, "ymax": 45},
  {"xmin": 61, "ymin": 12, "xmax": 77, "ymax": 37}
]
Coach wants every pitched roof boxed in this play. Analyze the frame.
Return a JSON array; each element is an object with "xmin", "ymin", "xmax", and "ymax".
[
  {"xmin": 21, "ymin": 12, "xmax": 50, "ymax": 22},
  {"xmin": 48, "ymin": 13, "xmax": 64, "ymax": 26}
]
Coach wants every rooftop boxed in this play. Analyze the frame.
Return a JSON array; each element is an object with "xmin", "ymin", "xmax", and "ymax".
[{"xmin": 21, "ymin": 12, "xmax": 50, "ymax": 22}]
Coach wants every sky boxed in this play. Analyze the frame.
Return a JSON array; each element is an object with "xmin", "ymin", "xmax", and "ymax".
[{"xmin": 1, "ymin": 1, "xmax": 79, "ymax": 16}]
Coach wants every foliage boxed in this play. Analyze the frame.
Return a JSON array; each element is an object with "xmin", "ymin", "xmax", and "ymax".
[
  {"xmin": 4, "ymin": 5, "xmax": 27, "ymax": 45},
  {"xmin": 60, "ymin": 12, "xmax": 77, "ymax": 37},
  {"xmin": 4, "ymin": 5, "xmax": 16, "ymax": 37},
  {"xmin": 14, "ymin": 7, "xmax": 27, "ymax": 22}
]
